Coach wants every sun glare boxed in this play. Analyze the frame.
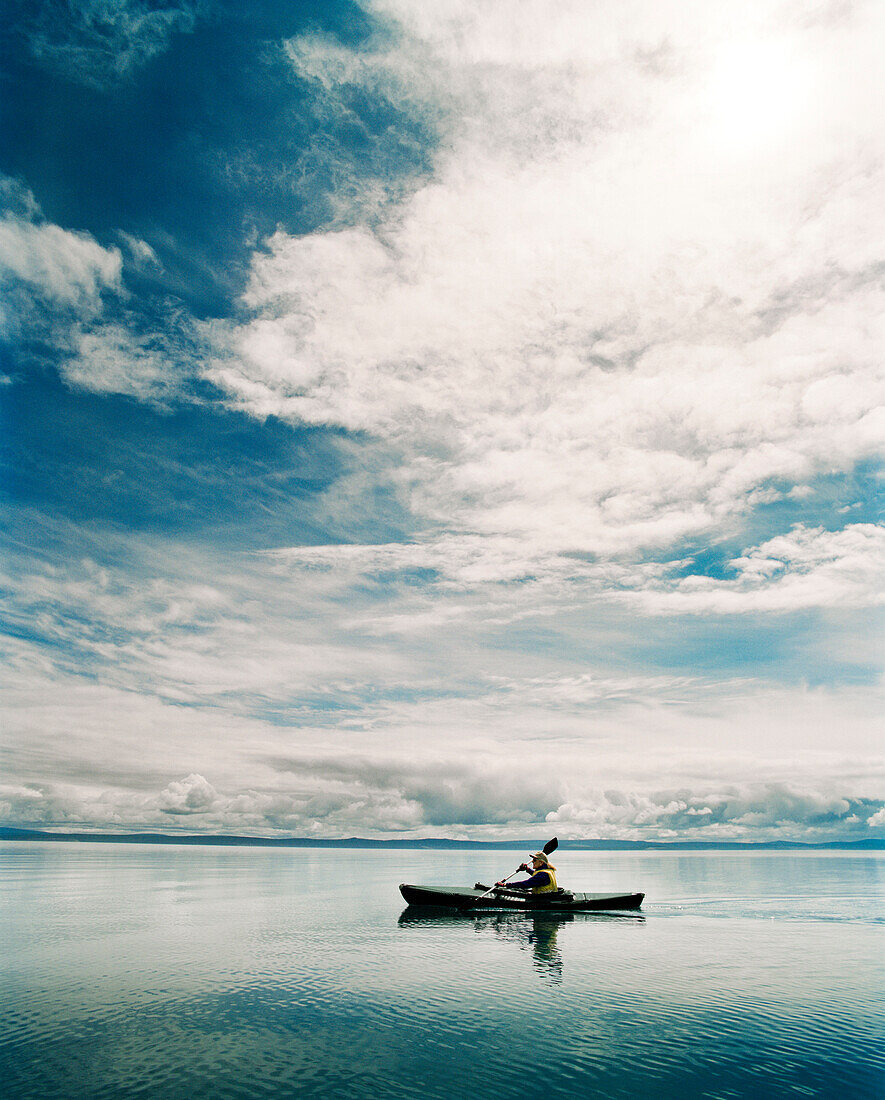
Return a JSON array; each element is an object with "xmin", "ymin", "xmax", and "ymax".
[{"xmin": 707, "ymin": 39, "xmax": 814, "ymax": 153}]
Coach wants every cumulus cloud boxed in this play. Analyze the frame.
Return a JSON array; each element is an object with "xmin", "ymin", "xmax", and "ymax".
[
  {"xmin": 547, "ymin": 782, "xmax": 885, "ymax": 842},
  {"xmin": 0, "ymin": 784, "xmax": 80, "ymax": 827},
  {"xmin": 266, "ymin": 753, "xmax": 562, "ymax": 828},
  {"xmin": 157, "ymin": 773, "xmax": 218, "ymax": 815},
  {"xmin": 2, "ymin": 759, "xmax": 882, "ymax": 842}
]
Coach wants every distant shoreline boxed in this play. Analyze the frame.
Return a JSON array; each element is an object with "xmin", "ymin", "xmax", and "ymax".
[{"xmin": 1, "ymin": 827, "xmax": 882, "ymax": 851}]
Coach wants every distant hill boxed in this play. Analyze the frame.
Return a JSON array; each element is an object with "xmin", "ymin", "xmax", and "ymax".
[{"xmin": 1, "ymin": 826, "xmax": 882, "ymax": 850}]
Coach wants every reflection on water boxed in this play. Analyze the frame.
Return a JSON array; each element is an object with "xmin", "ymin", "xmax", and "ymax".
[
  {"xmin": 508, "ymin": 913, "xmax": 566, "ymax": 982},
  {"xmin": 1, "ymin": 843, "xmax": 883, "ymax": 1100},
  {"xmin": 398, "ymin": 908, "xmax": 646, "ymax": 984}
]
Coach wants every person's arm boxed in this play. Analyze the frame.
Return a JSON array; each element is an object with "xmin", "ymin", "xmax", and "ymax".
[
  {"xmin": 497, "ymin": 862, "xmax": 531, "ymax": 888},
  {"xmin": 497, "ymin": 870, "xmax": 551, "ymax": 890}
]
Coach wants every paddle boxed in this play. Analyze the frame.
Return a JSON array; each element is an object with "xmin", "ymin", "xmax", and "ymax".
[{"xmin": 478, "ymin": 836, "xmax": 558, "ymax": 900}]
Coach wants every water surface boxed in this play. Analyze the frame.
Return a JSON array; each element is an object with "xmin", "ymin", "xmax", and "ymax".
[{"xmin": 1, "ymin": 843, "xmax": 882, "ymax": 1098}]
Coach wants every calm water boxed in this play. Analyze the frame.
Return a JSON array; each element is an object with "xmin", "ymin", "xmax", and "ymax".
[{"xmin": 1, "ymin": 843, "xmax": 882, "ymax": 1099}]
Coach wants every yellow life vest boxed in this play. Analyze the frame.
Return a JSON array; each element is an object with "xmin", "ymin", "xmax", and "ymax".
[{"xmin": 532, "ymin": 866, "xmax": 558, "ymax": 894}]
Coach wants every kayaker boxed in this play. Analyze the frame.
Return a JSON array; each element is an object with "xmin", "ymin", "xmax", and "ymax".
[{"xmin": 496, "ymin": 850, "xmax": 558, "ymax": 894}]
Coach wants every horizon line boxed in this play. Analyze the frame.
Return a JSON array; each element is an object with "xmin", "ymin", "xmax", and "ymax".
[{"xmin": 1, "ymin": 827, "xmax": 882, "ymax": 851}]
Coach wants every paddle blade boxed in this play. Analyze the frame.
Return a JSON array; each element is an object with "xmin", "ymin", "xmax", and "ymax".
[{"xmin": 543, "ymin": 836, "xmax": 558, "ymax": 855}]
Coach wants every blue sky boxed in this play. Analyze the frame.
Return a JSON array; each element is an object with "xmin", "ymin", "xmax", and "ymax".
[{"xmin": 1, "ymin": 0, "xmax": 882, "ymax": 841}]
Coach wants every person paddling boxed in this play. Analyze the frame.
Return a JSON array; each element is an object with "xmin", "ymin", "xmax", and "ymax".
[{"xmin": 496, "ymin": 850, "xmax": 558, "ymax": 894}]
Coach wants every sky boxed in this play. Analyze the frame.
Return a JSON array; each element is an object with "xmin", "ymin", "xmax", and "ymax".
[{"xmin": 1, "ymin": 0, "xmax": 883, "ymax": 843}]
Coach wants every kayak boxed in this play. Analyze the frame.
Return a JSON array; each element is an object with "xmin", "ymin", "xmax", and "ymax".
[{"xmin": 399, "ymin": 883, "xmax": 644, "ymax": 911}]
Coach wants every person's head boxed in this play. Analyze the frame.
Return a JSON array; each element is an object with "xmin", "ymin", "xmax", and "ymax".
[{"xmin": 530, "ymin": 851, "xmax": 550, "ymax": 868}]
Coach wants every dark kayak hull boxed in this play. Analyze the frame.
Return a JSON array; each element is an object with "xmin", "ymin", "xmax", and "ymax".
[{"xmin": 399, "ymin": 884, "xmax": 644, "ymax": 911}]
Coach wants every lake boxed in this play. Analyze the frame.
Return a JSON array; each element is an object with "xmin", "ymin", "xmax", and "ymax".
[{"xmin": 1, "ymin": 843, "xmax": 882, "ymax": 1099}]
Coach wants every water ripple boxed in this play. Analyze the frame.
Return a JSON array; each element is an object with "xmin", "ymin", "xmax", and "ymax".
[{"xmin": 2, "ymin": 843, "xmax": 883, "ymax": 1099}]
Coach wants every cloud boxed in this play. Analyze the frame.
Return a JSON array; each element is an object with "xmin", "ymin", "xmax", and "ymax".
[
  {"xmin": 264, "ymin": 520, "xmax": 884, "ymax": 617},
  {"xmin": 547, "ymin": 782, "xmax": 885, "ymax": 841},
  {"xmin": 2, "ymin": 3, "xmax": 882, "ymax": 842},
  {"xmin": 63, "ymin": 317, "xmax": 202, "ymax": 401},
  {"xmin": 624, "ymin": 523, "xmax": 885, "ymax": 614},
  {"xmin": 117, "ymin": 232, "xmax": 160, "ymax": 269},
  {"xmin": 0, "ymin": 199, "xmax": 122, "ymax": 321},
  {"xmin": 207, "ymin": 0, "xmax": 885, "ymax": 567},
  {"xmin": 266, "ymin": 753, "xmax": 563, "ymax": 828},
  {"xmin": 3, "ymin": 558, "xmax": 883, "ymax": 840},
  {"xmin": 2, "ymin": 514, "xmax": 879, "ymax": 778},
  {"xmin": 157, "ymin": 773, "xmax": 217, "ymax": 815},
  {"xmin": 3, "ymin": 753, "xmax": 882, "ymax": 841},
  {"xmin": 0, "ymin": 178, "xmax": 202, "ymax": 399},
  {"xmin": 19, "ymin": 0, "xmax": 203, "ymax": 88}
]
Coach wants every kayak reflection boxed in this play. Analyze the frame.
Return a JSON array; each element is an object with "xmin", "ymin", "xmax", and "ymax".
[{"xmin": 398, "ymin": 908, "xmax": 645, "ymax": 983}]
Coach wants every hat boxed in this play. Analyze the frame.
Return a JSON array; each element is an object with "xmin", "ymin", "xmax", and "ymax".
[{"xmin": 530, "ymin": 851, "xmax": 550, "ymax": 865}]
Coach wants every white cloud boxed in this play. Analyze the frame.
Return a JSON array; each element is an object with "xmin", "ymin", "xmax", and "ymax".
[
  {"xmin": 264, "ymin": 520, "xmax": 884, "ymax": 617},
  {"xmin": 62, "ymin": 320, "xmax": 195, "ymax": 401},
  {"xmin": 3, "ymin": 562, "xmax": 883, "ymax": 839},
  {"xmin": 3, "ymin": 3, "xmax": 883, "ymax": 841},
  {"xmin": 0, "ymin": 181, "xmax": 200, "ymax": 398},
  {"xmin": 4, "ymin": 520, "xmax": 883, "ymax": 837},
  {"xmin": 2, "ymin": 755, "xmax": 881, "ymax": 841},
  {"xmin": 157, "ymin": 773, "xmax": 218, "ymax": 815},
  {"xmin": 23, "ymin": 0, "xmax": 202, "ymax": 88},
  {"xmin": 0, "ymin": 211, "xmax": 121, "ymax": 318},
  {"xmin": 118, "ymin": 232, "xmax": 160, "ymax": 268},
  {"xmin": 208, "ymin": 0, "xmax": 885, "ymax": 565},
  {"xmin": 546, "ymin": 781, "xmax": 884, "ymax": 842},
  {"xmin": 627, "ymin": 523, "xmax": 885, "ymax": 614}
]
